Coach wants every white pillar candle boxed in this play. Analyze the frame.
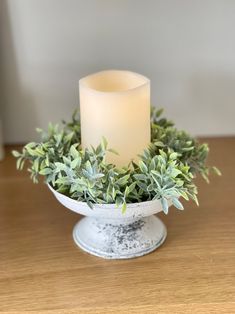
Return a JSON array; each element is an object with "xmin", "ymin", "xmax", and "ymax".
[{"xmin": 79, "ymin": 70, "xmax": 150, "ymax": 167}]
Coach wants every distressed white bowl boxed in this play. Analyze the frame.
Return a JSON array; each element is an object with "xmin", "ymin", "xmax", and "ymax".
[{"xmin": 48, "ymin": 184, "xmax": 168, "ymax": 259}]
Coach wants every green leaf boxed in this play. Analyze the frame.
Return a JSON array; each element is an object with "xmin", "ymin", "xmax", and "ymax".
[
  {"xmin": 25, "ymin": 142, "xmax": 37, "ymax": 149},
  {"xmin": 33, "ymin": 158, "xmax": 40, "ymax": 172},
  {"xmin": 182, "ymin": 147, "xmax": 194, "ymax": 152},
  {"xmin": 35, "ymin": 146, "xmax": 45, "ymax": 157},
  {"xmin": 112, "ymin": 186, "xmax": 116, "ymax": 200},
  {"xmin": 159, "ymin": 149, "xmax": 167, "ymax": 160},
  {"xmin": 19, "ymin": 159, "xmax": 25, "ymax": 170},
  {"xmin": 71, "ymin": 157, "xmax": 81, "ymax": 169},
  {"xmin": 139, "ymin": 161, "xmax": 148, "ymax": 173},
  {"xmin": 154, "ymin": 141, "xmax": 165, "ymax": 147},
  {"xmin": 147, "ymin": 184, "xmax": 155, "ymax": 192},
  {"xmin": 115, "ymin": 174, "xmax": 130, "ymax": 186},
  {"xmin": 36, "ymin": 127, "xmax": 43, "ymax": 133},
  {"xmin": 149, "ymin": 158, "xmax": 156, "ymax": 171},
  {"xmin": 137, "ymin": 181, "xmax": 148, "ymax": 192},
  {"xmin": 161, "ymin": 197, "xmax": 169, "ymax": 214},
  {"xmin": 179, "ymin": 190, "xmax": 189, "ymax": 200},
  {"xmin": 16, "ymin": 157, "xmax": 22, "ymax": 170},
  {"xmin": 12, "ymin": 150, "xmax": 21, "ymax": 157},
  {"xmin": 55, "ymin": 177, "xmax": 70, "ymax": 185},
  {"xmin": 62, "ymin": 156, "xmax": 71, "ymax": 166},
  {"xmin": 70, "ymin": 145, "xmax": 79, "ymax": 159},
  {"xmin": 45, "ymin": 154, "xmax": 50, "ymax": 167},
  {"xmin": 85, "ymin": 161, "xmax": 93, "ymax": 174},
  {"xmin": 191, "ymin": 194, "xmax": 199, "ymax": 206},
  {"xmin": 64, "ymin": 132, "xmax": 74, "ymax": 143},
  {"xmin": 169, "ymin": 152, "xmax": 178, "ymax": 160},
  {"xmin": 128, "ymin": 182, "xmax": 136, "ymax": 193},
  {"xmin": 201, "ymin": 172, "xmax": 209, "ymax": 183},
  {"xmin": 101, "ymin": 137, "xmax": 108, "ymax": 150},
  {"xmin": 93, "ymin": 173, "xmax": 104, "ymax": 179},
  {"xmin": 171, "ymin": 169, "xmax": 182, "ymax": 178},
  {"xmin": 87, "ymin": 200, "xmax": 94, "ymax": 209},
  {"xmin": 115, "ymin": 197, "xmax": 123, "ymax": 208},
  {"xmin": 172, "ymin": 198, "xmax": 184, "ymax": 210},
  {"xmin": 155, "ymin": 108, "xmax": 164, "ymax": 117},
  {"xmin": 54, "ymin": 162, "xmax": 67, "ymax": 171},
  {"xmin": 124, "ymin": 186, "xmax": 130, "ymax": 197},
  {"xmin": 39, "ymin": 168, "xmax": 52, "ymax": 175},
  {"xmin": 133, "ymin": 174, "xmax": 147, "ymax": 181},
  {"xmin": 26, "ymin": 146, "xmax": 39, "ymax": 157},
  {"xmin": 121, "ymin": 201, "xmax": 127, "ymax": 214},
  {"xmin": 212, "ymin": 166, "xmax": 221, "ymax": 176},
  {"xmin": 107, "ymin": 148, "xmax": 119, "ymax": 155},
  {"xmin": 175, "ymin": 179, "xmax": 184, "ymax": 187}
]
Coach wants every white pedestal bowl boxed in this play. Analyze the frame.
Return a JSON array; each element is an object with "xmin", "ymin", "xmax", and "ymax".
[{"xmin": 48, "ymin": 184, "xmax": 168, "ymax": 259}]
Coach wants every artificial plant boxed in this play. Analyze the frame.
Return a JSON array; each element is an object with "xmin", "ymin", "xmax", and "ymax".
[{"xmin": 13, "ymin": 108, "xmax": 220, "ymax": 213}]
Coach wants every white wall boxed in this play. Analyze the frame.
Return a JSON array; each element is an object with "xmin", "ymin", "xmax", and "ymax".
[{"xmin": 1, "ymin": 0, "xmax": 235, "ymax": 143}]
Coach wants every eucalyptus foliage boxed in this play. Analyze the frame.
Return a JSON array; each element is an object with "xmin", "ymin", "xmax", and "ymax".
[{"xmin": 13, "ymin": 108, "xmax": 220, "ymax": 213}]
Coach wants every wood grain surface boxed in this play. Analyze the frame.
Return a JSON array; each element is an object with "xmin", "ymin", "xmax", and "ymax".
[{"xmin": 0, "ymin": 138, "xmax": 234, "ymax": 313}]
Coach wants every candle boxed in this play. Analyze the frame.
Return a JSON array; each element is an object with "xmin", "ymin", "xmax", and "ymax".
[{"xmin": 79, "ymin": 70, "xmax": 150, "ymax": 167}]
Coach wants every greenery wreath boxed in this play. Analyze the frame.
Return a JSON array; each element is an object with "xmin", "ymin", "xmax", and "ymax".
[{"xmin": 13, "ymin": 108, "xmax": 220, "ymax": 213}]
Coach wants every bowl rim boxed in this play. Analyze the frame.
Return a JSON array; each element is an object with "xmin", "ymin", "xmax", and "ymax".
[{"xmin": 47, "ymin": 183, "xmax": 164, "ymax": 210}]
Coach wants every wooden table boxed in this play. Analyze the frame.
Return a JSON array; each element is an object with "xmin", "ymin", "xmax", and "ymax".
[{"xmin": 0, "ymin": 138, "xmax": 234, "ymax": 313}]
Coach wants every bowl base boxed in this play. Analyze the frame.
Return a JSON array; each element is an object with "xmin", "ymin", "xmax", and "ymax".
[{"xmin": 73, "ymin": 215, "xmax": 167, "ymax": 259}]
